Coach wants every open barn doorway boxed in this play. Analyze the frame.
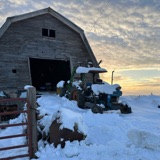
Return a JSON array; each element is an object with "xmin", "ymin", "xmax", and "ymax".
[{"xmin": 29, "ymin": 58, "xmax": 71, "ymax": 91}]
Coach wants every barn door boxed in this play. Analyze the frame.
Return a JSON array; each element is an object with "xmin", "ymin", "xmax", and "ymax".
[{"xmin": 29, "ymin": 58, "xmax": 71, "ymax": 91}]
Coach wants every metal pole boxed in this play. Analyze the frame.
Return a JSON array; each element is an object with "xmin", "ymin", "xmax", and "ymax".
[{"xmin": 111, "ymin": 71, "xmax": 114, "ymax": 85}]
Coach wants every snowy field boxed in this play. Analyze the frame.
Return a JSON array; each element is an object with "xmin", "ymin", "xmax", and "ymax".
[{"xmin": 0, "ymin": 93, "xmax": 160, "ymax": 160}]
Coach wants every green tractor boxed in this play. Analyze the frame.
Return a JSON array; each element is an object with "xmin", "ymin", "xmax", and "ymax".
[{"xmin": 57, "ymin": 66, "xmax": 132, "ymax": 114}]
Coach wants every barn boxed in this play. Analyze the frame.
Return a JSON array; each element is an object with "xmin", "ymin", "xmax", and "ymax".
[{"xmin": 0, "ymin": 7, "xmax": 99, "ymax": 95}]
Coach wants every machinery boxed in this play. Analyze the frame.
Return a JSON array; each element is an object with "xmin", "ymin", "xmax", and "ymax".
[
  {"xmin": 0, "ymin": 104, "xmax": 18, "ymax": 121},
  {"xmin": 57, "ymin": 66, "xmax": 132, "ymax": 114}
]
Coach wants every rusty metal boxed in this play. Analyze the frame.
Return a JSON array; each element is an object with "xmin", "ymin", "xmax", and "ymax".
[
  {"xmin": 0, "ymin": 98, "xmax": 26, "ymax": 102},
  {"xmin": 0, "ymin": 110, "xmax": 27, "ymax": 116},
  {"xmin": 0, "ymin": 98, "xmax": 32, "ymax": 159},
  {"xmin": 0, "ymin": 133, "xmax": 28, "ymax": 140},
  {"xmin": 0, "ymin": 122, "xmax": 27, "ymax": 128},
  {"xmin": 0, "ymin": 144, "xmax": 28, "ymax": 151},
  {"xmin": 0, "ymin": 154, "xmax": 30, "ymax": 160},
  {"xmin": 50, "ymin": 118, "xmax": 84, "ymax": 148}
]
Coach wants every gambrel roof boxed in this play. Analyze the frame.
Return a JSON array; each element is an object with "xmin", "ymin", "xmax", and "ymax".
[{"xmin": 0, "ymin": 7, "xmax": 98, "ymax": 66}]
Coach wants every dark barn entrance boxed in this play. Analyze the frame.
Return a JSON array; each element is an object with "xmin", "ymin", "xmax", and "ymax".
[{"xmin": 29, "ymin": 58, "xmax": 71, "ymax": 91}]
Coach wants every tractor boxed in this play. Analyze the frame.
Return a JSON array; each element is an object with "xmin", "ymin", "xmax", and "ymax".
[{"xmin": 57, "ymin": 65, "xmax": 132, "ymax": 114}]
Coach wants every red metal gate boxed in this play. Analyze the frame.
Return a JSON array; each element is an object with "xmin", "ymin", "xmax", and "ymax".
[{"xmin": 0, "ymin": 98, "xmax": 32, "ymax": 159}]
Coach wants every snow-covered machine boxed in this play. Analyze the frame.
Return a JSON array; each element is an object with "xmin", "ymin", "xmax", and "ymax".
[{"xmin": 57, "ymin": 66, "xmax": 132, "ymax": 114}]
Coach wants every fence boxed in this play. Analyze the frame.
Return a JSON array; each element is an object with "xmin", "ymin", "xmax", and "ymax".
[{"xmin": 0, "ymin": 87, "xmax": 37, "ymax": 159}]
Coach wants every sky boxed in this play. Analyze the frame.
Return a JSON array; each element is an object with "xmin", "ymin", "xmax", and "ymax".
[{"xmin": 0, "ymin": 0, "xmax": 160, "ymax": 95}]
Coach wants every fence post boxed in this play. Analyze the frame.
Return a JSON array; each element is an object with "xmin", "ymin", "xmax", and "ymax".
[{"xmin": 27, "ymin": 86, "xmax": 38, "ymax": 158}]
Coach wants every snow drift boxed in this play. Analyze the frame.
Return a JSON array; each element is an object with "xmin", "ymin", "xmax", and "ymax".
[{"xmin": 0, "ymin": 94, "xmax": 160, "ymax": 160}]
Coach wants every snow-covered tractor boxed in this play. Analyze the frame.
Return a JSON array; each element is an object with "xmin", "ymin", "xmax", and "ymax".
[{"xmin": 57, "ymin": 66, "xmax": 132, "ymax": 114}]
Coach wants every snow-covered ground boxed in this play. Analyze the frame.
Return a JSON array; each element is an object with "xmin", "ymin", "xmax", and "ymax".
[{"xmin": 0, "ymin": 93, "xmax": 160, "ymax": 160}]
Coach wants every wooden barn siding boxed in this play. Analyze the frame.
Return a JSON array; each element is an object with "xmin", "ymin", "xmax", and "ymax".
[{"xmin": 0, "ymin": 14, "xmax": 93, "ymax": 90}]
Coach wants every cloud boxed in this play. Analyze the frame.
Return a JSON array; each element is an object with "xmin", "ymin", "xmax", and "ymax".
[
  {"xmin": 123, "ymin": 77, "xmax": 160, "ymax": 95},
  {"xmin": 8, "ymin": 0, "xmax": 28, "ymax": 7},
  {"xmin": 100, "ymin": 68, "xmax": 160, "ymax": 95},
  {"xmin": 82, "ymin": 0, "xmax": 160, "ymax": 70},
  {"xmin": 0, "ymin": 1, "xmax": 5, "ymax": 10},
  {"xmin": 0, "ymin": 0, "xmax": 160, "ymax": 95},
  {"xmin": 1, "ymin": 1, "xmax": 159, "ymax": 67}
]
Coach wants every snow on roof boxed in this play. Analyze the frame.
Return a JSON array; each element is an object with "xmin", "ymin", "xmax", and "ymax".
[
  {"xmin": 76, "ymin": 67, "xmax": 107, "ymax": 73},
  {"xmin": 92, "ymin": 83, "xmax": 120, "ymax": 95}
]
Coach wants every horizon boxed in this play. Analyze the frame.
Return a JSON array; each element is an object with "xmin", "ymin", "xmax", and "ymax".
[{"xmin": 0, "ymin": 0, "xmax": 160, "ymax": 95}]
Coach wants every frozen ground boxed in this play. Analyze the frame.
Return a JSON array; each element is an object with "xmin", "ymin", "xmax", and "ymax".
[{"xmin": 0, "ymin": 93, "xmax": 160, "ymax": 160}]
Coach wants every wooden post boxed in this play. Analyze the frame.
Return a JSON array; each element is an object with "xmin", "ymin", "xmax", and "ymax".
[{"xmin": 27, "ymin": 87, "xmax": 38, "ymax": 158}]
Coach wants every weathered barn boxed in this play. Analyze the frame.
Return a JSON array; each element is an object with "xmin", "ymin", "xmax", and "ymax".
[{"xmin": 0, "ymin": 7, "xmax": 98, "ymax": 94}]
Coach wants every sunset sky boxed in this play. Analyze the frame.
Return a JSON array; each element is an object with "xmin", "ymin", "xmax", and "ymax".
[{"xmin": 0, "ymin": 0, "xmax": 160, "ymax": 95}]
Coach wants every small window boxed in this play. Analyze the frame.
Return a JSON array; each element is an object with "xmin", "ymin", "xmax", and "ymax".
[
  {"xmin": 49, "ymin": 29, "xmax": 55, "ymax": 38},
  {"xmin": 12, "ymin": 69, "xmax": 17, "ymax": 73},
  {"xmin": 42, "ymin": 28, "xmax": 48, "ymax": 36},
  {"xmin": 42, "ymin": 28, "xmax": 56, "ymax": 38}
]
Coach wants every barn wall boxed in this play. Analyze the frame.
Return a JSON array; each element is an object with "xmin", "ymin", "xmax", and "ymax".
[{"xmin": 0, "ymin": 14, "xmax": 94, "ymax": 91}]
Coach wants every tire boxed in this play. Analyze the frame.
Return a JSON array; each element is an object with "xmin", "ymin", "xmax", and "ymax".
[
  {"xmin": 120, "ymin": 104, "xmax": 132, "ymax": 114},
  {"xmin": 56, "ymin": 87, "xmax": 66, "ymax": 97},
  {"xmin": 70, "ymin": 88, "xmax": 85, "ymax": 108},
  {"xmin": 91, "ymin": 105, "xmax": 103, "ymax": 114}
]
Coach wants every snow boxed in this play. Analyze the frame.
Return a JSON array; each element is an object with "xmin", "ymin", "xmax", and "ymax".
[
  {"xmin": 0, "ymin": 93, "xmax": 160, "ymax": 160},
  {"xmin": 76, "ymin": 66, "xmax": 107, "ymax": 73},
  {"xmin": 24, "ymin": 85, "xmax": 33, "ymax": 90},
  {"xmin": 0, "ymin": 114, "xmax": 28, "ymax": 159},
  {"xmin": 72, "ymin": 80, "xmax": 82, "ymax": 90},
  {"xmin": 19, "ymin": 91, "xmax": 27, "ymax": 98},
  {"xmin": 92, "ymin": 83, "xmax": 120, "ymax": 95},
  {"xmin": 0, "ymin": 91, "xmax": 5, "ymax": 97},
  {"xmin": 58, "ymin": 108, "xmax": 87, "ymax": 134},
  {"xmin": 56, "ymin": 80, "xmax": 65, "ymax": 88}
]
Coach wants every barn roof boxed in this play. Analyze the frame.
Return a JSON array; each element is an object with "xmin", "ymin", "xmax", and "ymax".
[{"xmin": 0, "ymin": 7, "xmax": 98, "ymax": 66}]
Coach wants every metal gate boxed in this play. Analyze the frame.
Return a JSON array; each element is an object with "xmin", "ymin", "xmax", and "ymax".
[{"xmin": 0, "ymin": 98, "xmax": 32, "ymax": 159}]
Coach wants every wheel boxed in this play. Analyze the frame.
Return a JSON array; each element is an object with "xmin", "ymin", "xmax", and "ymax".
[
  {"xmin": 120, "ymin": 104, "xmax": 132, "ymax": 114},
  {"xmin": 70, "ymin": 88, "xmax": 85, "ymax": 108},
  {"xmin": 56, "ymin": 87, "xmax": 66, "ymax": 97},
  {"xmin": 91, "ymin": 105, "xmax": 103, "ymax": 114}
]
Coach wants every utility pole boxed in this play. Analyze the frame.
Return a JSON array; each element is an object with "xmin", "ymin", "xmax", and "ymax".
[{"xmin": 111, "ymin": 71, "xmax": 114, "ymax": 85}]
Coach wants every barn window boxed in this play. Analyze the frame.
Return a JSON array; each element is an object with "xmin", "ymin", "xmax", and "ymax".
[
  {"xmin": 42, "ymin": 28, "xmax": 48, "ymax": 36},
  {"xmin": 49, "ymin": 29, "xmax": 56, "ymax": 38},
  {"xmin": 42, "ymin": 28, "xmax": 56, "ymax": 38},
  {"xmin": 12, "ymin": 69, "xmax": 17, "ymax": 73}
]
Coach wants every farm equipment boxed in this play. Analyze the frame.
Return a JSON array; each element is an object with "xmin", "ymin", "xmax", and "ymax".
[
  {"xmin": 0, "ymin": 104, "xmax": 19, "ymax": 121},
  {"xmin": 0, "ymin": 91, "xmax": 21, "ymax": 122},
  {"xmin": 57, "ymin": 66, "xmax": 132, "ymax": 114}
]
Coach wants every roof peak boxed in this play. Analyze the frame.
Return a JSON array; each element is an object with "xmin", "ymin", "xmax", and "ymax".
[
  {"xmin": 0, "ymin": 7, "xmax": 83, "ymax": 36},
  {"xmin": 0, "ymin": 7, "xmax": 98, "ymax": 66}
]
